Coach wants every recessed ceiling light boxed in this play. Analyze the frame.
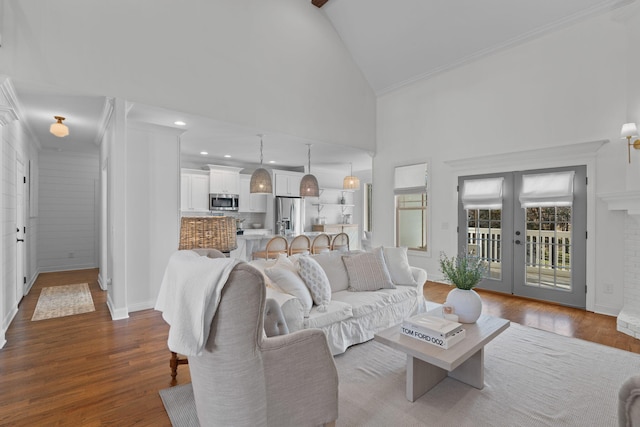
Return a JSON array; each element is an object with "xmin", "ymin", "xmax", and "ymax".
[
  {"xmin": 174, "ymin": 121, "xmax": 186, "ymax": 126},
  {"xmin": 200, "ymin": 151, "xmax": 208, "ymax": 155},
  {"xmin": 269, "ymin": 160, "xmax": 276, "ymax": 164},
  {"xmin": 224, "ymin": 154, "xmax": 231, "ymax": 158}
]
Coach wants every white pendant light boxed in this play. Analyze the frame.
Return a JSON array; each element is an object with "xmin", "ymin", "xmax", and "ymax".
[
  {"xmin": 50, "ymin": 116, "xmax": 69, "ymax": 138},
  {"xmin": 250, "ymin": 134, "xmax": 273, "ymax": 193},
  {"xmin": 300, "ymin": 144, "xmax": 319, "ymax": 197},
  {"xmin": 343, "ymin": 162, "xmax": 360, "ymax": 190}
]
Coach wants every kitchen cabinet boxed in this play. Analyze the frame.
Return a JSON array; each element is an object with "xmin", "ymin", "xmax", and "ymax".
[
  {"xmin": 239, "ymin": 175, "xmax": 267, "ymax": 213},
  {"xmin": 208, "ymin": 165, "xmax": 242, "ymax": 195},
  {"xmin": 181, "ymin": 170, "xmax": 210, "ymax": 212},
  {"xmin": 311, "ymin": 224, "xmax": 360, "ymax": 250},
  {"xmin": 274, "ymin": 170, "xmax": 303, "ymax": 197}
]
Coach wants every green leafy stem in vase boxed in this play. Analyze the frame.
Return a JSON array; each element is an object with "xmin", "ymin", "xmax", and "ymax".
[{"xmin": 439, "ymin": 252, "xmax": 488, "ymax": 290}]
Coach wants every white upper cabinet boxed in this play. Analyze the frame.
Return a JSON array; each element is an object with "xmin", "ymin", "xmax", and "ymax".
[
  {"xmin": 274, "ymin": 170, "xmax": 303, "ymax": 197},
  {"xmin": 239, "ymin": 174, "xmax": 267, "ymax": 212},
  {"xmin": 208, "ymin": 165, "xmax": 243, "ymax": 195},
  {"xmin": 181, "ymin": 169, "xmax": 210, "ymax": 211}
]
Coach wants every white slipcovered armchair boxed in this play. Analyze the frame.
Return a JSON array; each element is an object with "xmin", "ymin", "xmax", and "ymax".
[{"xmin": 188, "ymin": 262, "xmax": 339, "ymax": 427}]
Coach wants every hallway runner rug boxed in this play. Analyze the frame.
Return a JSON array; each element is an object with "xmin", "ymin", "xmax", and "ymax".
[
  {"xmin": 31, "ymin": 283, "xmax": 95, "ymax": 321},
  {"xmin": 159, "ymin": 322, "xmax": 640, "ymax": 426}
]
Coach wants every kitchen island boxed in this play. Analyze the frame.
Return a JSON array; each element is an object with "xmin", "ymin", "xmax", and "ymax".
[{"xmin": 231, "ymin": 232, "xmax": 327, "ymax": 261}]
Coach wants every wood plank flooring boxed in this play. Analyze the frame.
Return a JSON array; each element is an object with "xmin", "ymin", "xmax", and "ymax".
[
  {"xmin": 1, "ymin": 271, "xmax": 638, "ymax": 425},
  {"xmin": 423, "ymin": 281, "xmax": 640, "ymax": 353}
]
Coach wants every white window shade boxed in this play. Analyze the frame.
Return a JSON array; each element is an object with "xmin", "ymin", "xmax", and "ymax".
[
  {"xmin": 394, "ymin": 163, "xmax": 426, "ymax": 190},
  {"xmin": 519, "ymin": 171, "xmax": 575, "ymax": 208},
  {"xmin": 461, "ymin": 177, "xmax": 504, "ymax": 210}
]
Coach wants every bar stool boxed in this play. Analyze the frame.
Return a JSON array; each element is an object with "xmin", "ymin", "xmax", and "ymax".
[
  {"xmin": 311, "ymin": 233, "xmax": 331, "ymax": 254},
  {"xmin": 252, "ymin": 236, "xmax": 288, "ymax": 260},
  {"xmin": 288, "ymin": 235, "xmax": 311, "ymax": 256},
  {"xmin": 330, "ymin": 232, "xmax": 350, "ymax": 252}
]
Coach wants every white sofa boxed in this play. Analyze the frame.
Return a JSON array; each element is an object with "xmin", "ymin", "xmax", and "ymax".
[{"xmin": 251, "ymin": 247, "xmax": 435, "ymax": 355}]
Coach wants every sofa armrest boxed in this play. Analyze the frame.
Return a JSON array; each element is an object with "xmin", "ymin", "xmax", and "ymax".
[
  {"xmin": 261, "ymin": 329, "xmax": 338, "ymax": 427},
  {"xmin": 265, "ymin": 287, "xmax": 305, "ymax": 332},
  {"xmin": 409, "ymin": 266, "xmax": 427, "ymax": 291}
]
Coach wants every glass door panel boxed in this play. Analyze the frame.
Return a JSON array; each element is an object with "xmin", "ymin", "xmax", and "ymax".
[{"xmin": 458, "ymin": 173, "xmax": 513, "ymax": 294}]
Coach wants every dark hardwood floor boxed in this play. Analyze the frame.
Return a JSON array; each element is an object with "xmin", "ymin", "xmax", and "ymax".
[{"xmin": 1, "ymin": 271, "xmax": 638, "ymax": 425}]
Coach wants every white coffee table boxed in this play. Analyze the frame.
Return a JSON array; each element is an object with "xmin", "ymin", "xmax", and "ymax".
[{"xmin": 374, "ymin": 314, "xmax": 509, "ymax": 402}]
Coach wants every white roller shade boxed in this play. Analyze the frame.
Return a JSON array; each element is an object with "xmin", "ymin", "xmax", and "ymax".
[
  {"xmin": 461, "ymin": 177, "xmax": 504, "ymax": 210},
  {"xmin": 519, "ymin": 171, "xmax": 575, "ymax": 208}
]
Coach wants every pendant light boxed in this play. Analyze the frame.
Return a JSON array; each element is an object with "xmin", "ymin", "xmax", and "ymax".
[
  {"xmin": 250, "ymin": 134, "xmax": 273, "ymax": 193},
  {"xmin": 50, "ymin": 116, "xmax": 69, "ymax": 138},
  {"xmin": 343, "ymin": 162, "xmax": 360, "ymax": 190},
  {"xmin": 300, "ymin": 144, "xmax": 319, "ymax": 197}
]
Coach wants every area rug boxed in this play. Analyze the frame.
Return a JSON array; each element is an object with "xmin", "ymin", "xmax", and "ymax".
[
  {"xmin": 159, "ymin": 322, "xmax": 640, "ymax": 426},
  {"xmin": 31, "ymin": 283, "xmax": 95, "ymax": 321}
]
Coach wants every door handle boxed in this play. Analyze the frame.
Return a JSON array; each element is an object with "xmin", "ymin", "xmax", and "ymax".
[
  {"xmin": 515, "ymin": 240, "xmax": 521, "ymax": 245},
  {"xmin": 17, "ymin": 239, "xmax": 24, "ymax": 243}
]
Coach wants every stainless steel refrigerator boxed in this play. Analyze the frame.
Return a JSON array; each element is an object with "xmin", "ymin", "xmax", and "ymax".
[{"xmin": 275, "ymin": 196, "xmax": 304, "ymax": 235}]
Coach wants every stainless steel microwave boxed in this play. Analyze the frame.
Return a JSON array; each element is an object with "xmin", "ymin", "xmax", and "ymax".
[{"xmin": 209, "ymin": 193, "xmax": 239, "ymax": 211}]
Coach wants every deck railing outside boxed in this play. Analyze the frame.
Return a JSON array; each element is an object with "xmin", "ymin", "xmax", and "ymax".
[{"xmin": 468, "ymin": 228, "xmax": 571, "ymax": 271}]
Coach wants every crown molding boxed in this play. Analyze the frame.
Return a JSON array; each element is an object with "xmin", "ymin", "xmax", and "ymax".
[{"xmin": 0, "ymin": 76, "xmax": 42, "ymax": 150}]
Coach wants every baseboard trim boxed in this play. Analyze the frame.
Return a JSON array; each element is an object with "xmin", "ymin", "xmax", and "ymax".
[
  {"xmin": 107, "ymin": 294, "xmax": 129, "ymax": 320},
  {"xmin": 127, "ymin": 300, "xmax": 156, "ymax": 313},
  {"xmin": 593, "ymin": 304, "xmax": 620, "ymax": 317},
  {"xmin": 38, "ymin": 265, "xmax": 97, "ymax": 274},
  {"xmin": 1, "ymin": 305, "xmax": 19, "ymax": 348},
  {"xmin": 97, "ymin": 273, "xmax": 107, "ymax": 291}
]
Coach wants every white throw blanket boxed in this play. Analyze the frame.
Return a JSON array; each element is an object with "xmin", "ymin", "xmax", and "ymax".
[{"xmin": 155, "ymin": 250, "xmax": 241, "ymax": 356}]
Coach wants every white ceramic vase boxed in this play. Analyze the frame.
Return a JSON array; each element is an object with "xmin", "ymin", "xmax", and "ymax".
[{"xmin": 445, "ymin": 288, "xmax": 482, "ymax": 323}]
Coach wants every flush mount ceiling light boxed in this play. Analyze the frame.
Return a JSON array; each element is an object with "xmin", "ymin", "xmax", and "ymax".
[
  {"xmin": 300, "ymin": 144, "xmax": 319, "ymax": 198},
  {"xmin": 50, "ymin": 116, "xmax": 69, "ymax": 138},
  {"xmin": 174, "ymin": 121, "xmax": 186, "ymax": 126},
  {"xmin": 250, "ymin": 134, "xmax": 273, "ymax": 194},
  {"xmin": 343, "ymin": 162, "xmax": 360, "ymax": 190}
]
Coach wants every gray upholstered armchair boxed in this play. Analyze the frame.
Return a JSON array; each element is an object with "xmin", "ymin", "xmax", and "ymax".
[
  {"xmin": 188, "ymin": 261, "xmax": 339, "ymax": 427},
  {"xmin": 620, "ymin": 375, "xmax": 640, "ymax": 426}
]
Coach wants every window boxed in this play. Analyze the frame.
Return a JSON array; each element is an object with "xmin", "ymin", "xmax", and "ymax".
[{"xmin": 394, "ymin": 163, "xmax": 428, "ymax": 252}]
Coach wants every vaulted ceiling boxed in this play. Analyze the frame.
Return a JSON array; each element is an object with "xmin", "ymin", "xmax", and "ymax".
[
  {"xmin": 10, "ymin": 0, "xmax": 632, "ymax": 170},
  {"xmin": 320, "ymin": 0, "xmax": 629, "ymax": 94}
]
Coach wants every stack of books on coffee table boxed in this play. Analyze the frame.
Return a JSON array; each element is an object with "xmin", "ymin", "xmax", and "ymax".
[{"xmin": 400, "ymin": 313, "xmax": 466, "ymax": 349}]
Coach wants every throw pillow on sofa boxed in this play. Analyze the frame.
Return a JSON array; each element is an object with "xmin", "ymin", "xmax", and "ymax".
[
  {"xmin": 298, "ymin": 256, "xmax": 332, "ymax": 312},
  {"xmin": 264, "ymin": 267, "xmax": 313, "ymax": 316},
  {"xmin": 383, "ymin": 246, "xmax": 418, "ymax": 286},
  {"xmin": 311, "ymin": 251, "xmax": 350, "ymax": 292},
  {"xmin": 342, "ymin": 246, "xmax": 395, "ymax": 292}
]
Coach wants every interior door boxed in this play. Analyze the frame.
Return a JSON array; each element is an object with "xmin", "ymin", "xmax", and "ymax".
[
  {"xmin": 458, "ymin": 166, "xmax": 587, "ymax": 308},
  {"xmin": 16, "ymin": 159, "xmax": 26, "ymax": 302}
]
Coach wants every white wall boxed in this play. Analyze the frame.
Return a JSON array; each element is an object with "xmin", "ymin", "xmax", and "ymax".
[
  {"xmin": 37, "ymin": 151, "xmax": 99, "ymax": 272},
  {"xmin": 124, "ymin": 122, "xmax": 181, "ymax": 312},
  {"xmin": 0, "ymin": 0, "xmax": 376, "ymax": 153},
  {"xmin": 375, "ymin": 7, "xmax": 634, "ymax": 315},
  {"xmin": 0, "ymin": 77, "xmax": 39, "ymax": 348}
]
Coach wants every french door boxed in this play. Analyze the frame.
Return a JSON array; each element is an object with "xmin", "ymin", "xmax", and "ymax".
[{"xmin": 458, "ymin": 166, "xmax": 587, "ymax": 308}]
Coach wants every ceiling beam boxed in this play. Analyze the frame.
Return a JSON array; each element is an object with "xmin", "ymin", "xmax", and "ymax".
[{"xmin": 312, "ymin": 0, "xmax": 329, "ymax": 8}]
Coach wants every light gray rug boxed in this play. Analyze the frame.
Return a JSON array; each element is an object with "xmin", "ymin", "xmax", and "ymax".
[
  {"xmin": 31, "ymin": 283, "xmax": 95, "ymax": 321},
  {"xmin": 160, "ymin": 323, "xmax": 640, "ymax": 426}
]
